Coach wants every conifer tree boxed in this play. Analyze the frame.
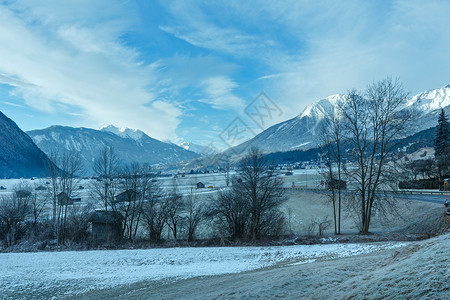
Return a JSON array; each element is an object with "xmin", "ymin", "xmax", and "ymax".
[
  {"xmin": 434, "ymin": 109, "xmax": 450, "ymax": 184},
  {"xmin": 434, "ymin": 109, "xmax": 449, "ymax": 156}
]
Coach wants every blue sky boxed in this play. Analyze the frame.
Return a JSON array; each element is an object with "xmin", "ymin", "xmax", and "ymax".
[{"xmin": 1, "ymin": 0, "xmax": 450, "ymax": 149}]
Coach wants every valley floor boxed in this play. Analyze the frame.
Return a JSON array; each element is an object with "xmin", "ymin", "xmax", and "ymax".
[{"xmin": 75, "ymin": 233, "xmax": 450, "ymax": 300}]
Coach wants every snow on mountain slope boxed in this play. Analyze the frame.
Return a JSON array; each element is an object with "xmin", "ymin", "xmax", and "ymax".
[
  {"xmin": 100, "ymin": 125, "xmax": 145, "ymax": 141},
  {"xmin": 177, "ymin": 141, "xmax": 215, "ymax": 156},
  {"xmin": 407, "ymin": 85, "xmax": 450, "ymax": 112},
  {"xmin": 228, "ymin": 94, "xmax": 346, "ymax": 154},
  {"xmin": 228, "ymin": 85, "xmax": 450, "ymax": 155},
  {"xmin": 27, "ymin": 126, "xmax": 199, "ymax": 174}
]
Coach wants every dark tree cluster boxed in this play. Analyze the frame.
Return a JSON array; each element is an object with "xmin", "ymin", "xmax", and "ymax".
[{"xmin": 210, "ymin": 148, "xmax": 287, "ymax": 241}]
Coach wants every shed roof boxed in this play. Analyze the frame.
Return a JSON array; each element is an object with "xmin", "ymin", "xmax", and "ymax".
[{"xmin": 88, "ymin": 210, "xmax": 123, "ymax": 224}]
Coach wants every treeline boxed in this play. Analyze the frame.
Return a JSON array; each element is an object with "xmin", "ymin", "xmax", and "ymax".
[{"xmin": 0, "ymin": 147, "xmax": 288, "ymax": 250}]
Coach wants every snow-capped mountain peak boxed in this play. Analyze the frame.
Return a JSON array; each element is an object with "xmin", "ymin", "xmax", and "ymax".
[
  {"xmin": 406, "ymin": 85, "xmax": 450, "ymax": 113},
  {"xmin": 100, "ymin": 125, "xmax": 145, "ymax": 141},
  {"xmin": 298, "ymin": 94, "xmax": 345, "ymax": 121},
  {"xmin": 27, "ymin": 125, "xmax": 200, "ymax": 175},
  {"xmin": 176, "ymin": 140, "xmax": 215, "ymax": 156},
  {"xmin": 227, "ymin": 85, "xmax": 450, "ymax": 154}
]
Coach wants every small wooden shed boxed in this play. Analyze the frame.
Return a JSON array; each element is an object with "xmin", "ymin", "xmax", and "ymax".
[
  {"xmin": 197, "ymin": 182, "xmax": 205, "ymax": 189},
  {"xmin": 57, "ymin": 192, "xmax": 81, "ymax": 205},
  {"xmin": 16, "ymin": 190, "xmax": 31, "ymax": 198},
  {"xmin": 115, "ymin": 189, "xmax": 138, "ymax": 203},
  {"xmin": 88, "ymin": 210, "xmax": 123, "ymax": 243}
]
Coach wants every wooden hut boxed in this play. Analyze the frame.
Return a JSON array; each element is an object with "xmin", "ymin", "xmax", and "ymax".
[
  {"xmin": 88, "ymin": 210, "xmax": 123, "ymax": 243},
  {"xmin": 57, "ymin": 192, "xmax": 81, "ymax": 205},
  {"xmin": 115, "ymin": 189, "xmax": 138, "ymax": 203}
]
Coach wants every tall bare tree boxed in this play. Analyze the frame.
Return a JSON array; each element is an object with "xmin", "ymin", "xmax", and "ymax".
[
  {"xmin": 117, "ymin": 163, "xmax": 154, "ymax": 240},
  {"xmin": 92, "ymin": 146, "xmax": 119, "ymax": 212},
  {"xmin": 341, "ymin": 78, "xmax": 414, "ymax": 234},
  {"xmin": 211, "ymin": 188, "xmax": 250, "ymax": 239},
  {"xmin": 239, "ymin": 147, "xmax": 286, "ymax": 240},
  {"xmin": 224, "ymin": 162, "xmax": 231, "ymax": 187},
  {"xmin": 165, "ymin": 187, "xmax": 183, "ymax": 240},
  {"xmin": 320, "ymin": 106, "xmax": 345, "ymax": 235},
  {"xmin": 30, "ymin": 181, "xmax": 50, "ymax": 228},
  {"xmin": 48, "ymin": 150, "xmax": 83, "ymax": 245},
  {"xmin": 185, "ymin": 189, "xmax": 206, "ymax": 242},
  {"xmin": 142, "ymin": 185, "xmax": 166, "ymax": 242}
]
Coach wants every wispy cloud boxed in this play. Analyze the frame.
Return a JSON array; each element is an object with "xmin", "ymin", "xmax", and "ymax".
[
  {"xmin": 0, "ymin": 1, "xmax": 181, "ymax": 140},
  {"xmin": 158, "ymin": 1, "xmax": 261, "ymax": 57},
  {"xmin": 160, "ymin": 0, "xmax": 450, "ymax": 121},
  {"xmin": 1, "ymin": 0, "xmax": 450, "ymax": 146},
  {"xmin": 199, "ymin": 76, "xmax": 245, "ymax": 109},
  {"xmin": 3, "ymin": 101, "xmax": 25, "ymax": 108}
]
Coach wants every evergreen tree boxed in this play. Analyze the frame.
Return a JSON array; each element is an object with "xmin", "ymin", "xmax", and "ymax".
[
  {"xmin": 434, "ymin": 109, "xmax": 450, "ymax": 184},
  {"xmin": 434, "ymin": 109, "xmax": 450, "ymax": 157}
]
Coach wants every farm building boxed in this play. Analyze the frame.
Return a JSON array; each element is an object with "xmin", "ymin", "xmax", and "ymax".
[
  {"xmin": 88, "ymin": 210, "xmax": 123, "ymax": 243},
  {"xmin": 115, "ymin": 189, "xmax": 138, "ymax": 203},
  {"xmin": 57, "ymin": 192, "xmax": 81, "ymax": 205}
]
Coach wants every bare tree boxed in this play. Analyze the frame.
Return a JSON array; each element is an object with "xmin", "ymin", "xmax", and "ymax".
[
  {"xmin": 141, "ymin": 179, "xmax": 166, "ymax": 242},
  {"xmin": 65, "ymin": 202, "xmax": 94, "ymax": 244},
  {"xmin": 0, "ymin": 193, "xmax": 30, "ymax": 246},
  {"xmin": 92, "ymin": 145, "xmax": 119, "ymax": 211},
  {"xmin": 224, "ymin": 162, "xmax": 231, "ymax": 187},
  {"xmin": 308, "ymin": 216, "xmax": 331, "ymax": 236},
  {"xmin": 185, "ymin": 189, "xmax": 206, "ymax": 242},
  {"xmin": 210, "ymin": 188, "xmax": 250, "ymax": 239},
  {"xmin": 143, "ymin": 198, "xmax": 166, "ymax": 242},
  {"xmin": 211, "ymin": 148, "xmax": 287, "ymax": 240},
  {"xmin": 165, "ymin": 189, "xmax": 183, "ymax": 240},
  {"xmin": 48, "ymin": 150, "xmax": 83, "ymax": 245},
  {"xmin": 30, "ymin": 181, "xmax": 50, "ymax": 228},
  {"xmin": 117, "ymin": 163, "xmax": 153, "ymax": 240},
  {"xmin": 241, "ymin": 148, "xmax": 287, "ymax": 240},
  {"xmin": 341, "ymin": 78, "xmax": 414, "ymax": 234},
  {"xmin": 47, "ymin": 151, "xmax": 59, "ymax": 226},
  {"xmin": 320, "ymin": 106, "xmax": 345, "ymax": 235}
]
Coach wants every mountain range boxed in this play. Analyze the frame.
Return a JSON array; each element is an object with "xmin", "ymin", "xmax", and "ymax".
[
  {"xmin": 227, "ymin": 85, "xmax": 450, "ymax": 155},
  {"xmin": 2, "ymin": 84, "xmax": 449, "ymax": 177},
  {"xmin": 264, "ymin": 126, "xmax": 436, "ymax": 165},
  {"xmin": 0, "ymin": 111, "xmax": 53, "ymax": 178},
  {"xmin": 27, "ymin": 125, "xmax": 199, "ymax": 174}
]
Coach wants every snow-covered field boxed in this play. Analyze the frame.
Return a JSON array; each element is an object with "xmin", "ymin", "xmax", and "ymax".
[{"xmin": 0, "ymin": 242, "xmax": 406, "ymax": 299}]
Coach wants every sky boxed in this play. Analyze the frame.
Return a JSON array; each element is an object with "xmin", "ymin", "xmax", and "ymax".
[{"xmin": 1, "ymin": 0, "xmax": 450, "ymax": 150}]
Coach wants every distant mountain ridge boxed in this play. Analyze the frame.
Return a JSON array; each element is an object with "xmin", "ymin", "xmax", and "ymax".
[
  {"xmin": 0, "ymin": 111, "xmax": 52, "ymax": 178},
  {"xmin": 264, "ymin": 126, "xmax": 436, "ymax": 165},
  {"xmin": 27, "ymin": 125, "xmax": 200, "ymax": 174},
  {"xmin": 228, "ymin": 85, "xmax": 450, "ymax": 155},
  {"xmin": 176, "ymin": 141, "xmax": 215, "ymax": 156},
  {"xmin": 100, "ymin": 125, "xmax": 145, "ymax": 141}
]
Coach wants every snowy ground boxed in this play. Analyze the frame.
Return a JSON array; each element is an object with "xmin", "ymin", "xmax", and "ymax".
[
  {"xmin": 0, "ymin": 242, "xmax": 406, "ymax": 299},
  {"xmin": 77, "ymin": 233, "xmax": 450, "ymax": 300}
]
